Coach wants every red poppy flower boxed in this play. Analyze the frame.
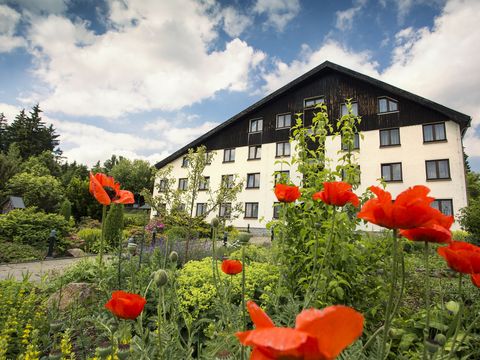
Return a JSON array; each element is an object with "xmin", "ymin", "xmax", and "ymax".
[
  {"xmin": 105, "ymin": 290, "xmax": 146, "ymax": 320},
  {"xmin": 357, "ymin": 185, "xmax": 440, "ymax": 229},
  {"xmin": 89, "ymin": 172, "xmax": 135, "ymax": 205},
  {"xmin": 437, "ymin": 241, "xmax": 480, "ymax": 274},
  {"xmin": 399, "ymin": 211, "xmax": 454, "ymax": 244},
  {"xmin": 236, "ymin": 301, "xmax": 364, "ymax": 360},
  {"xmin": 312, "ymin": 182, "xmax": 359, "ymax": 207},
  {"xmin": 274, "ymin": 184, "xmax": 301, "ymax": 203},
  {"xmin": 221, "ymin": 259, "xmax": 243, "ymax": 275},
  {"xmin": 471, "ymin": 274, "xmax": 480, "ymax": 288}
]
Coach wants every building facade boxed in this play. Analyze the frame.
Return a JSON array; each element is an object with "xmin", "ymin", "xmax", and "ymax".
[{"xmin": 154, "ymin": 62, "xmax": 470, "ymax": 231}]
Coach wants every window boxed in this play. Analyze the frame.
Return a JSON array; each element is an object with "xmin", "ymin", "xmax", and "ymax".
[
  {"xmin": 196, "ymin": 203, "xmax": 207, "ymax": 216},
  {"xmin": 248, "ymin": 145, "xmax": 261, "ymax": 160},
  {"xmin": 378, "ymin": 97, "xmax": 398, "ymax": 113},
  {"xmin": 276, "ymin": 141, "xmax": 291, "ymax": 157},
  {"xmin": 275, "ymin": 170, "xmax": 290, "ymax": 184},
  {"xmin": 247, "ymin": 173, "xmax": 260, "ymax": 189},
  {"xmin": 219, "ymin": 203, "xmax": 231, "ymax": 218},
  {"xmin": 276, "ymin": 113, "xmax": 292, "ymax": 128},
  {"xmin": 182, "ymin": 157, "xmax": 189, "ymax": 168},
  {"xmin": 426, "ymin": 159, "xmax": 450, "ymax": 180},
  {"xmin": 381, "ymin": 163, "xmax": 402, "ymax": 182},
  {"xmin": 341, "ymin": 102, "xmax": 358, "ymax": 116},
  {"xmin": 205, "ymin": 151, "xmax": 212, "ymax": 165},
  {"xmin": 245, "ymin": 202, "xmax": 259, "ymax": 219},
  {"xmin": 198, "ymin": 176, "xmax": 210, "ymax": 190},
  {"xmin": 249, "ymin": 118, "xmax": 263, "ymax": 133},
  {"xmin": 423, "ymin": 123, "xmax": 446, "ymax": 142},
  {"xmin": 432, "ymin": 199, "xmax": 453, "ymax": 216},
  {"xmin": 158, "ymin": 179, "xmax": 168, "ymax": 192},
  {"xmin": 341, "ymin": 133, "xmax": 360, "ymax": 150},
  {"xmin": 178, "ymin": 178, "xmax": 188, "ymax": 190},
  {"xmin": 223, "ymin": 148, "xmax": 235, "ymax": 163},
  {"xmin": 380, "ymin": 128, "xmax": 401, "ymax": 147},
  {"xmin": 304, "ymin": 96, "xmax": 324, "ymax": 108},
  {"xmin": 222, "ymin": 174, "xmax": 234, "ymax": 189},
  {"xmin": 273, "ymin": 202, "xmax": 280, "ymax": 219}
]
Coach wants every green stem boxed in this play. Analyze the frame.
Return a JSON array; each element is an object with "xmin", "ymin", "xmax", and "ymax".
[
  {"xmin": 362, "ymin": 325, "xmax": 384, "ymax": 352},
  {"xmin": 157, "ymin": 288, "xmax": 163, "ymax": 359},
  {"xmin": 241, "ymin": 244, "xmax": 246, "ymax": 360},
  {"xmin": 305, "ymin": 206, "xmax": 337, "ymax": 308},
  {"xmin": 212, "ymin": 227, "xmax": 218, "ymax": 290},
  {"xmin": 380, "ymin": 229, "xmax": 399, "ymax": 360},
  {"xmin": 98, "ymin": 205, "xmax": 107, "ymax": 267},
  {"xmin": 117, "ymin": 235, "xmax": 122, "ymax": 289},
  {"xmin": 423, "ymin": 241, "xmax": 431, "ymax": 360},
  {"xmin": 303, "ymin": 219, "xmax": 321, "ymax": 309},
  {"xmin": 448, "ymin": 275, "xmax": 464, "ymax": 359}
]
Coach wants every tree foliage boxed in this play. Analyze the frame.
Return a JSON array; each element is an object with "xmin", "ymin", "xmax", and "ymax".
[
  {"xmin": 460, "ymin": 171, "xmax": 480, "ymax": 242},
  {"xmin": 0, "ymin": 144, "xmax": 22, "ymax": 196},
  {"xmin": 110, "ymin": 157, "xmax": 155, "ymax": 195}
]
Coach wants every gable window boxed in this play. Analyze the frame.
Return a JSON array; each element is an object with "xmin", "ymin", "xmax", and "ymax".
[
  {"xmin": 273, "ymin": 202, "xmax": 280, "ymax": 219},
  {"xmin": 276, "ymin": 141, "xmax": 291, "ymax": 157},
  {"xmin": 423, "ymin": 123, "xmax": 446, "ymax": 142},
  {"xmin": 178, "ymin": 178, "xmax": 188, "ymax": 190},
  {"xmin": 182, "ymin": 157, "xmax": 189, "ymax": 168},
  {"xmin": 246, "ymin": 173, "xmax": 260, "ymax": 189},
  {"xmin": 426, "ymin": 159, "xmax": 450, "ymax": 180},
  {"xmin": 219, "ymin": 202, "xmax": 231, "ymax": 218},
  {"xmin": 341, "ymin": 133, "xmax": 360, "ymax": 150},
  {"xmin": 223, "ymin": 148, "xmax": 235, "ymax": 163},
  {"xmin": 304, "ymin": 96, "xmax": 324, "ymax": 108},
  {"xmin": 222, "ymin": 174, "xmax": 234, "ymax": 189},
  {"xmin": 158, "ymin": 179, "xmax": 168, "ymax": 192},
  {"xmin": 432, "ymin": 199, "xmax": 453, "ymax": 216},
  {"xmin": 380, "ymin": 128, "xmax": 401, "ymax": 147},
  {"xmin": 275, "ymin": 170, "xmax": 290, "ymax": 184},
  {"xmin": 341, "ymin": 102, "xmax": 358, "ymax": 116},
  {"xmin": 276, "ymin": 113, "xmax": 292, "ymax": 129},
  {"xmin": 198, "ymin": 176, "xmax": 210, "ymax": 190},
  {"xmin": 196, "ymin": 203, "xmax": 207, "ymax": 216},
  {"xmin": 245, "ymin": 202, "xmax": 259, "ymax": 219},
  {"xmin": 378, "ymin": 97, "xmax": 398, "ymax": 113},
  {"xmin": 249, "ymin": 118, "xmax": 263, "ymax": 133},
  {"xmin": 248, "ymin": 145, "xmax": 262, "ymax": 160},
  {"xmin": 381, "ymin": 163, "xmax": 402, "ymax": 182}
]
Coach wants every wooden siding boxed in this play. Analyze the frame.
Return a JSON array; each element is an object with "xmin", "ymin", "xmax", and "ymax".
[{"xmin": 201, "ymin": 70, "xmax": 451, "ymax": 151}]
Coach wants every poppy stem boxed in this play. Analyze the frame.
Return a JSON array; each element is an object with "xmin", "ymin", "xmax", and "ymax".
[
  {"xmin": 448, "ymin": 275, "xmax": 464, "ymax": 359},
  {"xmin": 98, "ymin": 205, "xmax": 107, "ymax": 267},
  {"xmin": 423, "ymin": 241, "xmax": 431, "ymax": 360},
  {"xmin": 241, "ymin": 244, "xmax": 246, "ymax": 360},
  {"xmin": 381, "ymin": 228, "xmax": 399, "ymax": 360}
]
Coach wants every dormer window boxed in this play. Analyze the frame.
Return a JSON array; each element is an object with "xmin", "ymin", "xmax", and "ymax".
[
  {"xmin": 378, "ymin": 97, "xmax": 398, "ymax": 114},
  {"xmin": 304, "ymin": 96, "xmax": 324, "ymax": 108},
  {"xmin": 249, "ymin": 118, "xmax": 263, "ymax": 133}
]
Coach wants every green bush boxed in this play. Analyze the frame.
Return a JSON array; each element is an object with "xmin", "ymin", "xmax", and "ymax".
[
  {"xmin": 104, "ymin": 204, "xmax": 124, "ymax": 247},
  {"xmin": 76, "ymin": 228, "xmax": 102, "ymax": 253},
  {"xmin": 0, "ymin": 242, "xmax": 44, "ymax": 263},
  {"xmin": 59, "ymin": 199, "xmax": 72, "ymax": 221},
  {"xmin": 177, "ymin": 257, "xmax": 278, "ymax": 321},
  {"xmin": 123, "ymin": 211, "xmax": 148, "ymax": 227},
  {"xmin": 0, "ymin": 207, "xmax": 70, "ymax": 251},
  {"xmin": 229, "ymin": 244, "xmax": 272, "ymax": 264}
]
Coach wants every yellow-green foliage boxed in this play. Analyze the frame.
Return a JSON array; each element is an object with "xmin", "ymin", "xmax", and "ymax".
[
  {"xmin": 176, "ymin": 257, "xmax": 278, "ymax": 321},
  {"xmin": 77, "ymin": 228, "xmax": 102, "ymax": 253},
  {"xmin": 0, "ymin": 280, "xmax": 47, "ymax": 360}
]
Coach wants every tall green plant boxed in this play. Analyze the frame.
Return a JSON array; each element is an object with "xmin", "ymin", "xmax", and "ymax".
[{"xmin": 104, "ymin": 204, "xmax": 124, "ymax": 247}]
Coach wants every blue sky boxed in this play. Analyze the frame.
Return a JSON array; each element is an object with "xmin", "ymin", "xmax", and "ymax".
[{"xmin": 0, "ymin": 0, "xmax": 479, "ymax": 171}]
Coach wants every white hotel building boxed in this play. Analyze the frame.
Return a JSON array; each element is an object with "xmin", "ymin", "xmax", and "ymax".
[{"xmin": 154, "ymin": 62, "xmax": 470, "ymax": 231}]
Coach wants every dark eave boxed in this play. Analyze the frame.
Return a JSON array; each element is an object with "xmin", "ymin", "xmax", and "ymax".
[{"xmin": 155, "ymin": 61, "xmax": 471, "ymax": 169}]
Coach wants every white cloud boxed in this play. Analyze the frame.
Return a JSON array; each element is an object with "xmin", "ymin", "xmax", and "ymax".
[
  {"xmin": 221, "ymin": 6, "xmax": 253, "ymax": 37},
  {"xmin": 0, "ymin": 102, "xmax": 21, "ymax": 122},
  {"xmin": 261, "ymin": 0, "xmax": 480, "ymax": 160},
  {"xmin": 335, "ymin": 0, "xmax": 367, "ymax": 31},
  {"xmin": 0, "ymin": 5, "xmax": 25, "ymax": 52},
  {"xmin": 21, "ymin": 0, "xmax": 265, "ymax": 118},
  {"xmin": 388, "ymin": 0, "xmax": 446, "ymax": 24},
  {"xmin": 253, "ymin": 0, "xmax": 300, "ymax": 32}
]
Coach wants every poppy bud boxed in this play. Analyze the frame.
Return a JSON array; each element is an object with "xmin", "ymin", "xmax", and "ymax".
[
  {"xmin": 211, "ymin": 217, "xmax": 220, "ymax": 228},
  {"xmin": 238, "ymin": 232, "xmax": 252, "ymax": 245},
  {"xmin": 127, "ymin": 243, "xmax": 137, "ymax": 255},
  {"xmin": 117, "ymin": 343, "xmax": 130, "ymax": 360},
  {"xmin": 97, "ymin": 341, "xmax": 113, "ymax": 357},
  {"xmin": 153, "ymin": 269, "xmax": 168, "ymax": 287},
  {"xmin": 425, "ymin": 340, "xmax": 440, "ymax": 353},
  {"xmin": 434, "ymin": 333, "xmax": 447, "ymax": 346},
  {"xmin": 445, "ymin": 300, "xmax": 460, "ymax": 315},
  {"xmin": 169, "ymin": 251, "xmax": 178, "ymax": 263}
]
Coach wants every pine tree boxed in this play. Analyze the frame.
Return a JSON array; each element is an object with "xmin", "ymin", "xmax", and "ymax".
[
  {"xmin": 104, "ymin": 204, "xmax": 124, "ymax": 247},
  {"xmin": 0, "ymin": 113, "xmax": 7, "ymax": 153}
]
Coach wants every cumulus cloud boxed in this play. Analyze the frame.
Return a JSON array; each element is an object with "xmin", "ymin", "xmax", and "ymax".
[
  {"xmin": 253, "ymin": 0, "xmax": 300, "ymax": 32},
  {"xmin": 221, "ymin": 6, "xmax": 253, "ymax": 37},
  {"xmin": 0, "ymin": 5, "xmax": 25, "ymax": 52},
  {"xmin": 0, "ymin": 102, "xmax": 21, "ymax": 122},
  {"xmin": 335, "ymin": 0, "xmax": 367, "ymax": 31},
  {"xmin": 21, "ymin": 0, "xmax": 265, "ymax": 118}
]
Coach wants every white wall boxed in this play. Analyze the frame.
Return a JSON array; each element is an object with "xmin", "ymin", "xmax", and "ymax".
[{"xmin": 154, "ymin": 120, "xmax": 467, "ymax": 230}]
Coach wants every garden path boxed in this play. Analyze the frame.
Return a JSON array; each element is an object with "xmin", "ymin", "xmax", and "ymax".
[{"xmin": 0, "ymin": 256, "xmax": 95, "ymax": 282}]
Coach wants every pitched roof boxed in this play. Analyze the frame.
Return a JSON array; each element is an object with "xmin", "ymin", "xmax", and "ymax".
[
  {"xmin": 155, "ymin": 61, "xmax": 471, "ymax": 169},
  {"xmin": 1, "ymin": 196, "xmax": 26, "ymax": 209}
]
